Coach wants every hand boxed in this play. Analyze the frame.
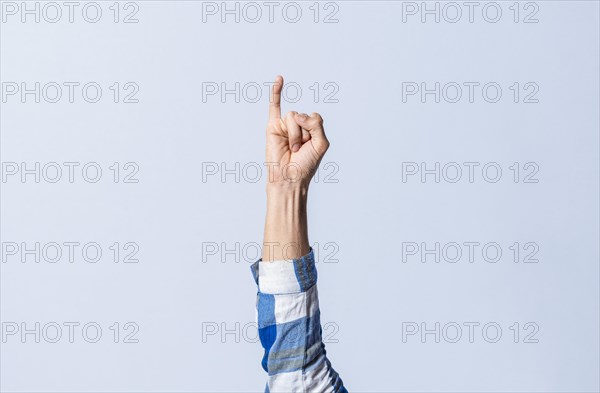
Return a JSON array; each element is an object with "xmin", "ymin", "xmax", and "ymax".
[{"xmin": 266, "ymin": 75, "xmax": 330, "ymax": 190}]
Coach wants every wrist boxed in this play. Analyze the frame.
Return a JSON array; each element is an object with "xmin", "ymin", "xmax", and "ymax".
[
  {"xmin": 265, "ymin": 186, "xmax": 308, "ymax": 222},
  {"xmin": 266, "ymin": 181, "xmax": 309, "ymax": 200}
]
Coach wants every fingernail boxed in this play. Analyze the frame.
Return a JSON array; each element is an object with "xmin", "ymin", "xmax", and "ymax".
[
  {"xmin": 292, "ymin": 143, "xmax": 301, "ymax": 152},
  {"xmin": 296, "ymin": 113, "xmax": 308, "ymax": 121}
]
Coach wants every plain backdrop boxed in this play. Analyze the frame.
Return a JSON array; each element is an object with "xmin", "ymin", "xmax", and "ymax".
[{"xmin": 1, "ymin": 1, "xmax": 599, "ymax": 392}]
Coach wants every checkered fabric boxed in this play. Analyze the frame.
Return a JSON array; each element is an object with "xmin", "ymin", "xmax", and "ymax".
[{"xmin": 251, "ymin": 248, "xmax": 347, "ymax": 393}]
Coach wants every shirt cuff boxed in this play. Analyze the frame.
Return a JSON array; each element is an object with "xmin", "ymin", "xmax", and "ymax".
[{"xmin": 250, "ymin": 248, "xmax": 318, "ymax": 295}]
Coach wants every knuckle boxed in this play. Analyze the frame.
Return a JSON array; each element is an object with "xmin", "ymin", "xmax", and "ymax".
[{"xmin": 310, "ymin": 112, "xmax": 324, "ymax": 124}]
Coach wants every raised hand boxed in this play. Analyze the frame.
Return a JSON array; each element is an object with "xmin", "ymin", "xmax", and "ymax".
[{"xmin": 265, "ymin": 75, "xmax": 330, "ymax": 189}]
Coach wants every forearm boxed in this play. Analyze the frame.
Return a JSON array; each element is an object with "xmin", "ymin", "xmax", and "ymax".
[
  {"xmin": 262, "ymin": 184, "xmax": 310, "ymax": 261},
  {"xmin": 251, "ymin": 76, "xmax": 345, "ymax": 392}
]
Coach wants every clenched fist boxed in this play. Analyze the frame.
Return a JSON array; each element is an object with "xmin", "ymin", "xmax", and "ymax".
[{"xmin": 265, "ymin": 75, "xmax": 330, "ymax": 190}]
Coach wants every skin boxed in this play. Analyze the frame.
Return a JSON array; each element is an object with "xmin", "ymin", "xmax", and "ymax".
[{"xmin": 262, "ymin": 75, "xmax": 330, "ymax": 262}]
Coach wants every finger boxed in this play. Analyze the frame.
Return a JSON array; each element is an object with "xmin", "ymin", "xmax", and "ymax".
[
  {"xmin": 284, "ymin": 111, "xmax": 302, "ymax": 152},
  {"xmin": 279, "ymin": 118, "xmax": 286, "ymax": 132},
  {"xmin": 302, "ymin": 129, "xmax": 311, "ymax": 143},
  {"xmin": 295, "ymin": 112, "xmax": 329, "ymax": 154},
  {"xmin": 269, "ymin": 75, "xmax": 283, "ymax": 121}
]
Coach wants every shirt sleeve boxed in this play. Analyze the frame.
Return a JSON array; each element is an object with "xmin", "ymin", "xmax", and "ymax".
[{"xmin": 250, "ymin": 248, "xmax": 347, "ymax": 393}]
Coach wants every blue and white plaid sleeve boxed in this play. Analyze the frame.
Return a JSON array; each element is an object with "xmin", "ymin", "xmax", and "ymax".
[{"xmin": 250, "ymin": 248, "xmax": 347, "ymax": 393}]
